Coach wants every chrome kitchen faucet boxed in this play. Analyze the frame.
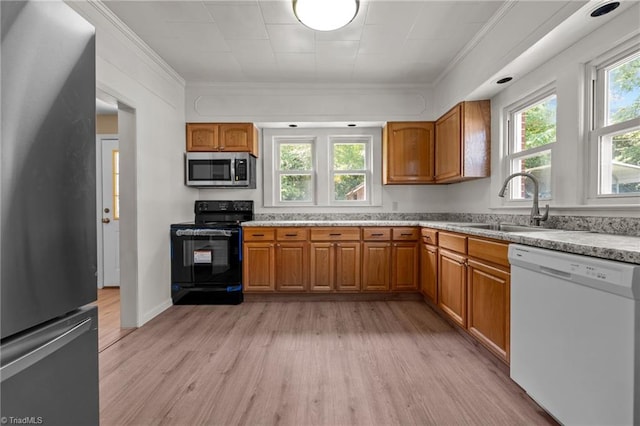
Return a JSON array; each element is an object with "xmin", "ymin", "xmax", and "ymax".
[{"xmin": 498, "ymin": 172, "xmax": 549, "ymax": 227}]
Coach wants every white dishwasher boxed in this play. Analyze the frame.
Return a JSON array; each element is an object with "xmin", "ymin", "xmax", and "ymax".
[{"xmin": 508, "ymin": 244, "xmax": 640, "ymax": 426}]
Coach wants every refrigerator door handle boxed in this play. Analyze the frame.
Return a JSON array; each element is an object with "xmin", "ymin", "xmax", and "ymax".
[{"xmin": 0, "ymin": 317, "xmax": 93, "ymax": 383}]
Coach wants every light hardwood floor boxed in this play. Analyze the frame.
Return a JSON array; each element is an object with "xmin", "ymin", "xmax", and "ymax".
[
  {"xmin": 99, "ymin": 301, "xmax": 555, "ymax": 425},
  {"xmin": 97, "ymin": 287, "xmax": 135, "ymax": 352}
]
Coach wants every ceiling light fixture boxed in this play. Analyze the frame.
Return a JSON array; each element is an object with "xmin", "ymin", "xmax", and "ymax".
[{"xmin": 293, "ymin": 0, "xmax": 359, "ymax": 31}]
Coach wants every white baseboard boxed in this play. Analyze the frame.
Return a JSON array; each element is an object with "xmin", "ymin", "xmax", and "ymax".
[{"xmin": 140, "ymin": 298, "xmax": 173, "ymax": 326}]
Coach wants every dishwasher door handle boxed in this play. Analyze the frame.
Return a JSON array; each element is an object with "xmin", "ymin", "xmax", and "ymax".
[{"xmin": 539, "ymin": 265, "xmax": 571, "ymax": 279}]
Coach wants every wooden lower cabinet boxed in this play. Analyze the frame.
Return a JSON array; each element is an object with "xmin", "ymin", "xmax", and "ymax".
[
  {"xmin": 420, "ymin": 243, "xmax": 437, "ymax": 303},
  {"xmin": 243, "ymin": 242, "xmax": 275, "ymax": 292},
  {"xmin": 275, "ymin": 242, "xmax": 308, "ymax": 291},
  {"xmin": 438, "ymin": 249, "xmax": 467, "ymax": 328},
  {"xmin": 309, "ymin": 243, "xmax": 333, "ymax": 292},
  {"xmin": 335, "ymin": 243, "xmax": 361, "ymax": 291},
  {"xmin": 467, "ymin": 259, "xmax": 510, "ymax": 363},
  {"xmin": 361, "ymin": 242, "xmax": 391, "ymax": 291},
  {"xmin": 391, "ymin": 242, "xmax": 419, "ymax": 291},
  {"xmin": 309, "ymin": 242, "xmax": 360, "ymax": 292}
]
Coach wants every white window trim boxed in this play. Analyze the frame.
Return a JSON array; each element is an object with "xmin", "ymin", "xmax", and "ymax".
[
  {"xmin": 263, "ymin": 127, "xmax": 382, "ymax": 208},
  {"xmin": 329, "ymin": 136, "xmax": 372, "ymax": 206},
  {"xmin": 501, "ymin": 84, "xmax": 557, "ymax": 206},
  {"xmin": 586, "ymin": 41, "xmax": 640, "ymax": 205},
  {"xmin": 273, "ymin": 136, "xmax": 317, "ymax": 206}
]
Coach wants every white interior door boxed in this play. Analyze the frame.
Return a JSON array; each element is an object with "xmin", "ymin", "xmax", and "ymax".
[{"xmin": 101, "ymin": 138, "xmax": 120, "ymax": 287}]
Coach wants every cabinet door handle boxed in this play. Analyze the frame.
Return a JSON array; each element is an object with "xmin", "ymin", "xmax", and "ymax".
[
  {"xmin": 400, "ymin": 233, "xmax": 413, "ymax": 236},
  {"xmin": 252, "ymin": 234, "xmax": 264, "ymax": 237},
  {"xmin": 329, "ymin": 233, "xmax": 342, "ymax": 236},
  {"xmin": 285, "ymin": 233, "xmax": 297, "ymax": 237},
  {"xmin": 371, "ymin": 233, "xmax": 384, "ymax": 236}
]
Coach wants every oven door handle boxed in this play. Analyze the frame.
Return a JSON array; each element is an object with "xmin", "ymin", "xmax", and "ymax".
[{"xmin": 175, "ymin": 229, "xmax": 236, "ymax": 237}]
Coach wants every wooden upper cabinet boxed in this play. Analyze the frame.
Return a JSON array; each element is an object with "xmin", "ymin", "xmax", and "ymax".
[
  {"xmin": 383, "ymin": 122, "xmax": 435, "ymax": 184},
  {"xmin": 186, "ymin": 123, "xmax": 218, "ymax": 152},
  {"xmin": 435, "ymin": 100, "xmax": 490, "ymax": 183},
  {"xmin": 219, "ymin": 123, "xmax": 258, "ymax": 155},
  {"xmin": 186, "ymin": 122, "xmax": 258, "ymax": 156}
]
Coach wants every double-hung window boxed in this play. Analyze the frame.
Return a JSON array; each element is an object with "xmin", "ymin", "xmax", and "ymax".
[
  {"xmin": 588, "ymin": 46, "xmax": 640, "ymax": 199},
  {"xmin": 263, "ymin": 128, "xmax": 381, "ymax": 207},
  {"xmin": 275, "ymin": 139, "xmax": 315, "ymax": 204},
  {"xmin": 331, "ymin": 138, "xmax": 370, "ymax": 203},
  {"xmin": 505, "ymin": 89, "xmax": 557, "ymax": 201}
]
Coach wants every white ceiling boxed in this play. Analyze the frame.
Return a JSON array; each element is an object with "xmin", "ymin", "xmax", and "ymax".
[{"xmin": 103, "ymin": 0, "xmax": 507, "ymax": 85}]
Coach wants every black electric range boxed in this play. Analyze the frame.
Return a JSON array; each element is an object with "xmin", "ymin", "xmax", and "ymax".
[{"xmin": 170, "ymin": 200, "xmax": 253, "ymax": 304}]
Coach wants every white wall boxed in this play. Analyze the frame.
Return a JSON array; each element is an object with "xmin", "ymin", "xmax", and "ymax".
[
  {"xmin": 67, "ymin": 1, "xmax": 192, "ymax": 326},
  {"xmin": 445, "ymin": 2, "xmax": 640, "ymax": 217},
  {"xmin": 187, "ymin": 83, "xmax": 459, "ymax": 213}
]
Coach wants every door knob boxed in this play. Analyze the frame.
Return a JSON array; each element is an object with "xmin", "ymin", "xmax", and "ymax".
[{"xmin": 102, "ymin": 218, "xmax": 111, "ymax": 224}]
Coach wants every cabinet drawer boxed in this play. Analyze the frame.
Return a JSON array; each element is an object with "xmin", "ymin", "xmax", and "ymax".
[
  {"xmin": 392, "ymin": 227, "xmax": 419, "ymax": 241},
  {"xmin": 468, "ymin": 237, "xmax": 509, "ymax": 268},
  {"xmin": 310, "ymin": 227, "xmax": 360, "ymax": 241},
  {"xmin": 438, "ymin": 232, "xmax": 467, "ymax": 254},
  {"xmin": 276, "ymin": 228, "xmax": 309, "ymax": 241},
  {"xmin": 362, "ymin": 228, "xmax": 391, "ymax": 241},
  {"xmin": 243, "ymin": 227, "xmax": 276, "ymax": 241},
  {"xmin": 421, "ymin": 228, "xmax": 438, "ymax": 245}
]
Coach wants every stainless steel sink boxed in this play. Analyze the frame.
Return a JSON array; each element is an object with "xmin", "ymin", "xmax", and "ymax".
[{"xmin": 458, "ymin": 223, "xmax": 558, "ymax": 233}]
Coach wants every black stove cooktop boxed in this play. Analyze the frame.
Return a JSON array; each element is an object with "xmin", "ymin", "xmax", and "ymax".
[{"xmin": 194, "ymin": 200, "xmax": 253, "ymax": 225}]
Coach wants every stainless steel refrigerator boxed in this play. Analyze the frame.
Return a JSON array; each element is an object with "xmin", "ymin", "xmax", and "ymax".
[{"xmin": 1, "ymin": 1, "xmax": 99, "ymax": 424}]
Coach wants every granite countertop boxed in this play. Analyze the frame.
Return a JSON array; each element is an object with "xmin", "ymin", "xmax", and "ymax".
[{"xmin": 242, "ymin": 220, "xmax": 640, "ymax": 264}]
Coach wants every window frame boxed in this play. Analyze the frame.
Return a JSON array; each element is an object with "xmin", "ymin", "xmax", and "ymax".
[
  {"xmin": 502, "ymin": 84, "xmax": 557, "ymax": 204},
  {"xmin": 329, "ymin": 136, "xmax": 372, "ymax": 206},
  {"xmin": 586, "ymin": 43, "xmax": 640, "ymax": 204},
  {"xmin": 263, "ymin": 127, "xmax": 382, "ymax": 208},
  {"xmin": 273, "ymin": 136, "xmax": 317, "ymax": 206}
]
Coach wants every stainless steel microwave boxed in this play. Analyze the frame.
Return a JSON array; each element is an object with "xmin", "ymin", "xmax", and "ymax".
[{"xmin": 185, "ymin": 152, "xmax": 256, "ymax": 188}]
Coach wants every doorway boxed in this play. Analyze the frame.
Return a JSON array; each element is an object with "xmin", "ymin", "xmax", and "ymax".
[{"xmin": 95, "ymin": 93, "xmax": 138, "ymax": 347}]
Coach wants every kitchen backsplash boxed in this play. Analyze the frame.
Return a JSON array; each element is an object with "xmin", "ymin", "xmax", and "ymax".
[{"xmin": 252, "ymin": 213, "xmax": 640, "ymax": 237}]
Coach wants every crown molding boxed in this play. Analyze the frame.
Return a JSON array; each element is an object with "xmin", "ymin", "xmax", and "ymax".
[
  {"xmin": 84, "ymin": 0, "xmax": 185, "ymax": 87},
  {"xmin": 433, "ymin": 1, "xmax": 517, "ymax": 87}
]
